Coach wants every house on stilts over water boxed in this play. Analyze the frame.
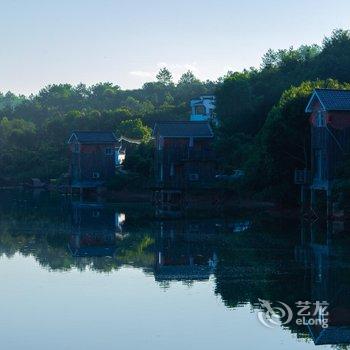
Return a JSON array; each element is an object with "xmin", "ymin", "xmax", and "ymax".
[
  {"xmin": 295, "ymin": 89, "xmax": 350, "ymax": 218},
  {"xmin": 68, "ymin": 131, "xmax": 119, "ymax": 194},
  {"xmin": 152, "ymin": 121, "xmax": 216, "ymax": 210}
]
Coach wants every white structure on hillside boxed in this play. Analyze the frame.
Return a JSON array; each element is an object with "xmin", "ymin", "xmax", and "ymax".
[
  {"xmin": 190, "ymin": 95, "xmax": 216, "ymax": 122},
  {"xmin": 115, "ymin": 146, "xmax": 126, "ymax": 166}
]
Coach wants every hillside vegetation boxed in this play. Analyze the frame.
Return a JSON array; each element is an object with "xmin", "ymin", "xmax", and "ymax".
[{"xmin": 2, "ymin": 29, "xmax": 350, "ymax": 205}]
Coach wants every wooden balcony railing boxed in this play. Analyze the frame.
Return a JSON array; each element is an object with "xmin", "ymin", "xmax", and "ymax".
[
  {"xmin": 159, "ymin": 149, "xmax": 216, "ymax": 162},
  {"xmin": 294, "ymin": 169, "xmax": 311, "ymax": 185}
]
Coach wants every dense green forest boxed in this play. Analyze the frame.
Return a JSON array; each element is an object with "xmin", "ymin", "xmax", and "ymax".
[
  {"xmin": 2, "ymin": 29, "xmax": 350, "ymax": 205},
  {"xmin": 0, "ymin": 68, "xmax": 215, "ymax": 183},
  {"xmin": 216, "ymin": 29, "xmax": 350, "ymax": 204}
]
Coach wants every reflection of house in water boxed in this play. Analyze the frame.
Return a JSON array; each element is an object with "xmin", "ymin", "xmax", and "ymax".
[
  {"xmin": 154, "ymin": 221, "xmax": 218, "ymax": 282},
  {"xmin": 229, "ymin": 220, "xmax": 251, "ymax": 233},
  {"xmin": 154, "ymin": 203, "xmax": 182, "ymax": 219},
  {"xmin": 69, "ymin": 202, "xmax": 125, "ymax": 257},
  {"xmin": 295, "ymin": 221, "xmax": 350, "ymax": 345}
]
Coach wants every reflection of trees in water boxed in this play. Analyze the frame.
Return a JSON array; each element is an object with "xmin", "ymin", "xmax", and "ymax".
[
  {"xmin": 0, "ymin": 221, "xmax": 156, "ymax": 272},
  {"xmin": 213, "ymin": 220, "xmax": 312, "ymax": 339},
  {"xmin": 2, "ymin": 194, "xmax": 350, "ymax": 346},
  {"xmin": 214, "ymin": 220, "xmax": 350, "ymax": 344},
  {"xmin": 0, "ymin": 232, "xmax": 157, "ymax": 273},
  {"xmin": 0, "ymin": 194, "xmax": 155, "ymax": 272}
]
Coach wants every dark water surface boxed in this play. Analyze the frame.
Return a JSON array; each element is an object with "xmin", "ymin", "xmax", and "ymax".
[{"xmin": 0, "ymin": 190, "xmax": 349, "ymax": 349}]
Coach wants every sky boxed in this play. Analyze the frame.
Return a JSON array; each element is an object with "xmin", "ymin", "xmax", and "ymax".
[{"xmin": 1, "ymin": 0, "xmax": 350, "ymax": 95}]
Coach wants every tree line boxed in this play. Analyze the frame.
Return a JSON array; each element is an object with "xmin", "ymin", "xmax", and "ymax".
[
  {"xmin": 2, "ymin": 29, "xmax": 350, "ymax": 206},
  {"xmin": 216, "ymin": 29, "xmax": 350, "ymax": 205},
  {"xmin": 0, "ymin": 69, "xmax": 215, "ymax": 183}
]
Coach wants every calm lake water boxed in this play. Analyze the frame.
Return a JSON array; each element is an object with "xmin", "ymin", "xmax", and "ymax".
[{"xmin": 0, "ymin": 190, "xmax": 349, "ymax": 350}]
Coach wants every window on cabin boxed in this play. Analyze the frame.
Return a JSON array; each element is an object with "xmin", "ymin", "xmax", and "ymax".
[
  {"xmin": 74, "ymin": 143, "xmax": 80, "ymax": 153},
  {"xmin": 160, "ymin": 165, "xmax": 163, "ymax": 181},
  {"xmin": 314, "ymin": 150, "xmax": 324, "ymax": 180},
  {"xmin": 93, "ymin": 172, "xmax": 100, "ymax": 179},
  {"xmin": 105, "ymin": 148, "xmax": 113, "ymax": 156},
  {"xmin": 189, "ymin": 173, "xmax": 199, "ymax": 181},
  {"xmin": 158, "ymin": 136, "xmax": 164, "ymax": 151},
  {"xmin": 316, "ymin": 111, "xmax": 326, "ymax": 127},
  {"xmin": 92, "ymin": 210, "xmax": 100, "ymax": 218},
  {"xmin": 195, "ymin": 105, "xmax": 206, "ymax": 115}
]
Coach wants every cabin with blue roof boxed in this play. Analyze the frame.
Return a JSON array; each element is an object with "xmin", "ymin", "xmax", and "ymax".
[
  {"xmin": 153, "ymin": 121, "xmax": 216, "ymax": 189},
  {"xmin": 152, "ymin": 121, "xmax": 216, "ymax": 213},
  {"xmin": 296, "ymin": 88, "xmax": 350, "ymax": 217},
  {"xmin": 68, "ymin": 131, "xmax": 118, "ymax": 193}
]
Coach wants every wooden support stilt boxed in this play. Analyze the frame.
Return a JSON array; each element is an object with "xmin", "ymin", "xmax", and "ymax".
[
  {"xmin": 310, "ymin": 189, "xmax": 316, "ymax": 212},
  {"xmin": 300, "ymin": 186, "xmax": 306, "ymax": 213},
  {"xmin": 326, "ymin": 220, "xmax": 333, "ymax": 245},
  {"xmin": 300, "ymin": 219, "xmax": 306, "ymax": 245},
  {"xmin": 326, "ymin": 189, "xmax": 333, "ymax": 219}
]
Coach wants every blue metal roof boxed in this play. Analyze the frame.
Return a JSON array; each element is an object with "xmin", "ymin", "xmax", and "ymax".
[
  {"xmin": 68, "ymin": 131, "xmax": 118, "ymax": 144},
  {"xmin": 306, "ymin": 89, "xmax": 350, "ymax": 112}
]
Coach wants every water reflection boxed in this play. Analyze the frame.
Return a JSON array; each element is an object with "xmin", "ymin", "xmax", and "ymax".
[
  {"xmin": 1, "ymin": 190, "xmax": 350, "ymax": 347},
  {"xmin": 154, "ymin": 221, "xmax": 218, "ymax": 282},
  {"xmin": 296, "ymin": 221, "xmax": 350, "ymax": 345},
  {"xmin": 69, "ymin": 202, "xmax": 120, "ymax": 257}
]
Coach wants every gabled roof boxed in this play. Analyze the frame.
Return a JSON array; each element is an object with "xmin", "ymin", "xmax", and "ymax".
[
  {"xmin": 68, "ymin": 131, "xmax": 118, "ymax": 144},
  {"xmin": 153, "ymin": 121, "xmax": 214, "ymax": 138},
  {"xmin": 305, "ymin": 88, "xmax": 350, "ymax": 112}
]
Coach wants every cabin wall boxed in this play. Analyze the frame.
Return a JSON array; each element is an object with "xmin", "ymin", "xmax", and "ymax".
[
  {"xmin": 69, "ymin": 140, "xmax": 81, "ymax": 182},
  {"xmin": 154, "ymin": 136, "xmax": 216, "ymax": 188},
  {"xmin": 328, "ymin": 111, "xmax": 350, "ymax": 129},
  {"xmin": 310, "ymin": 107, "xmax": 350, "ymax": 188},
  {"xmin": 69, "ymin": 143, "xmax": 116, "ymax": 184}
]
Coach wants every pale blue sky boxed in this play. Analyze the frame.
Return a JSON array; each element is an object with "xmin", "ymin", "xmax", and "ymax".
[{"xmin": 1, "ymin": 0, "xmax": 350, "ymax": 95}]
